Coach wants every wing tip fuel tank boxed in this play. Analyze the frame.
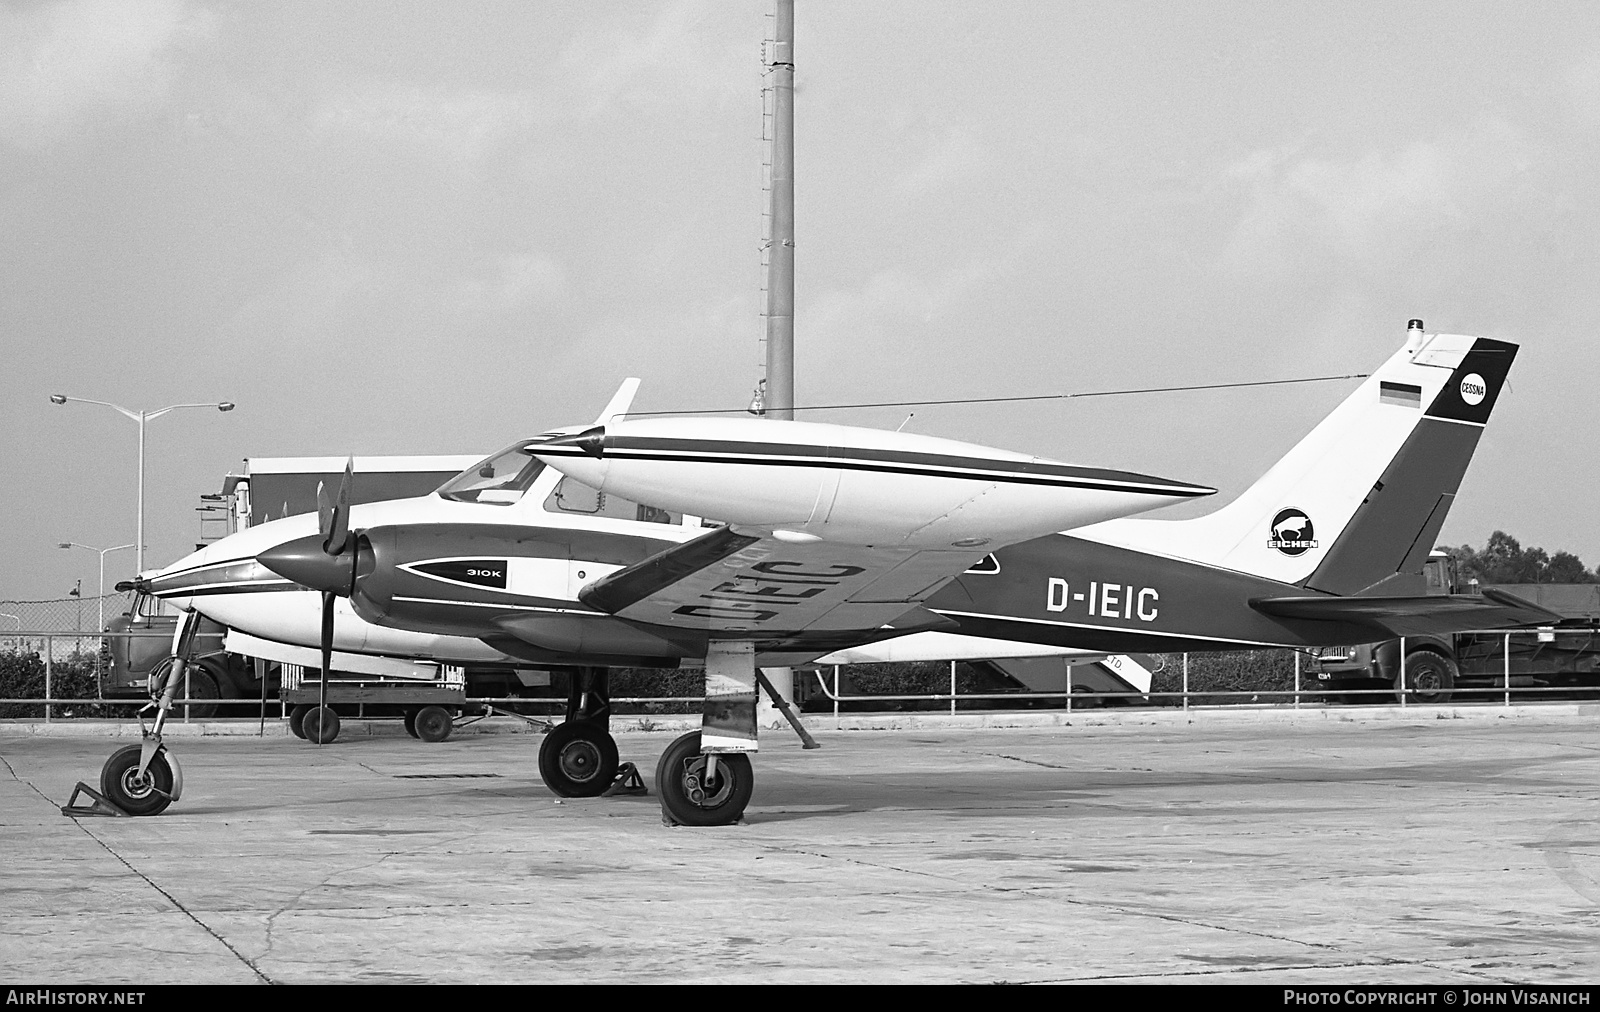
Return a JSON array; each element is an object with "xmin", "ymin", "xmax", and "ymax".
[{"xmin": 530, "ymin": 417, "xmax": 1212, "ymax": 550}]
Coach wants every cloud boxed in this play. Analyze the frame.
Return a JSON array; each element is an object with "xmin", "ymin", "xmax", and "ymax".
[
  {"xmin": 0, "ymin": 0, "xmax": 211, "ymax": 149},
  {"xmin": 442, "ymin": 253, "xmax": 567, "ymax": 314},
  {"xmin": 893, "ymin": 126, "xmax": 987, "ymax": 200},
  {"xmin": 310, "ymin": 82, "xmax": 548, "ymax": 164},
  {"xmin": 1565, "ymin": 53, "xmax": 1600, "ymax": 129},
  {"xmin": 1217, "ymin": 118, "xmax": 1531, "ymax": 276},
  {"xmin": 306, "ymin": 2, "xmax": 743, "ymax": 165},
  {"xmin": 547, "ymin": 0, "xmax": 745, "ymax": 120}
]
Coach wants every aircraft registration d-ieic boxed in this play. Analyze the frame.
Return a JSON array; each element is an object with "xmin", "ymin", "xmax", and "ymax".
[{"xmin": 118, "ymin": 321, "xmax": 1552, "ymax": 826}]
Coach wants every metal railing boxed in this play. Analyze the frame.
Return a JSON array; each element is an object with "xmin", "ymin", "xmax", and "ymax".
[
  {"xmin": 803, "ymin": 627, "xmax": 1600, "ymax": 722},
  {"xmin": 0, "ymin": 629, "xmax": 246, "ymax": 724},
  {"xmin": 4, "ymin": 627, "xmax": 1596, "ymax": 725}
]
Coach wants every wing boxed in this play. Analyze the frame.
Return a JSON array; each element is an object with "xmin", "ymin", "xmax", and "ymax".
[
  {"xmin": 1250, "ymin": 588, "xmax": 1564, "ymax": 638},
  {"xmin": 578, "ymin": 525, "xmax": 982, "ymax": 637}
]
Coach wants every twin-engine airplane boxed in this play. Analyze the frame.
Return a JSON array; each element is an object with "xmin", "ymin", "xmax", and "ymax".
[{"xmin": 130, "ymin": 321, "xmax": 1550, "ymax": 825}]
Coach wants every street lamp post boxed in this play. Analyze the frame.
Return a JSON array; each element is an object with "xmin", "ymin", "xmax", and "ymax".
[
  {"xmin": 58, "ymin": 542, "xmax": 135, "ymax": 632},
  {"xmin": 50, "ymin": 396, "xmax": 234, "ymax": 575}
]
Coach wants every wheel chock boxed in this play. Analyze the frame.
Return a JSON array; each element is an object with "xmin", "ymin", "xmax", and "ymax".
[
  {"xmin": 60, "ymin": 782, "xmax": 132, "ymax": 818},
  {"xmin": 603, "ymin": 762, "xmax": 648, "ymax": 797}
]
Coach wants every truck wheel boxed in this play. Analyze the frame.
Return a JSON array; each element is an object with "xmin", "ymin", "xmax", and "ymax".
[
  {"xmin": 414, "ymin": 706, "xmax": 453, "ymax": 743},
  {"xmin": 149, "ymin": 659, "xmax": 222, "ymax": 718},
  {"xmin": 403, "ymin": 709, "xmax": 420, "ymax": 738},
  {"xmin": 304, "ymin": 705, "xmax": 341, "ymax": 744},
  {"xmin": 1397, "ymin": 651, "xmax": 1457, "ymax": 704},
  {"xmin": 288, "ymin": 704, "xmax": 313, "ymax": 739}
]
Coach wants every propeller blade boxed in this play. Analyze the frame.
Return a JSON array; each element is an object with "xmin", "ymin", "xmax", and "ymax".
[
  {"xmin": 318, "ymin": 590, "xmax": 334, "ymax": 745},
  {"xmin": 323, "ymin": 457, "xmax": 354, "ymax": 556},
  {"xmin": 316, "ymin": 480, "xmax": 333, "ymax": 545}
]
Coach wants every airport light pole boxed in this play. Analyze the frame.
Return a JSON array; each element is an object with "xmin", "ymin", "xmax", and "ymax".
[
  {"xmin": 763, "ymin": 0, "xmax": 796, "ymax": 421},
  {"xmin": 57, "ymin": 542, "xmax": 135, "ymax": 632},
  {"xmin": 49, "ymin": 396, "xmax": 235, "ymax": 575}
]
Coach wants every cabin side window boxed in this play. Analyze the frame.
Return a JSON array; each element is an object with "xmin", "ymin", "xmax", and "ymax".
[{"xmin": 543, "ymin": 476, "xmax": 681, "ymax": 525}]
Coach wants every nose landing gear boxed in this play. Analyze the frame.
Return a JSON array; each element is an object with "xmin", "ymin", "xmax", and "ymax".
[{"xmin": 64, "ymin": 611, "xmax": 200, "ymax": 819}]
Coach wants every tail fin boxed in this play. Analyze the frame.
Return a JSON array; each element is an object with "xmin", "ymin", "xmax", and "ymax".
[{"xmin": 1077, "ymin": 322, "xmax": 1517, "ymax": 592}]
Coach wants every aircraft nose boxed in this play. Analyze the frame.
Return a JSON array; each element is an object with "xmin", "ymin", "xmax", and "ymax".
[{"xmin": 258, "ymin": 534, "xmax": 354, "ymax": 596}]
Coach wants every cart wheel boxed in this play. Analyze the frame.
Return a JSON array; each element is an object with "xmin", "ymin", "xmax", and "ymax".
[
  {"xmin": 538, "ymin": 722, "xmax": 619, "ymax": 797},
  {"xmin": 304, "ymin": 705, "xmax": 340, "ymax": 744},
  {"xmin": 654, "ymin": 731, "xmax": 752, "ymax": 827},
  {"xmin": 288, "ymin": 704, "xmax": 313, "ymax": 739},
  {"xmin": 100, "ymin": 744, "xmax": 175, "ymax": 817},
  {"xmin": 403, "ymin": 709, "xmax": 420, "ymax": 739},
  {"xmin": 414, "ymin": 706, "xmax": 453, "ymax": 743}
]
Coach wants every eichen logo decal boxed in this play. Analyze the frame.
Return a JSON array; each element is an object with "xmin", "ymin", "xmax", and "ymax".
[
  {"xmin": 1268, "ymin": 508, "xmax": 1317, "ymax": 556},
  {"xmin": 1459, "ymin": 373, "xmax": 1487, "ymax": 406}
]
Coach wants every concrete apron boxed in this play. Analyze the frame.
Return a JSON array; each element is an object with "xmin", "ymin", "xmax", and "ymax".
[{"xmin": 4, "ymin": 701, "xmax": 1598, "ymax": 737}]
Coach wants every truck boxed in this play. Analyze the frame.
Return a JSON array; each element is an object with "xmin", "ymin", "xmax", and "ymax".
[
  {"xmin": 1306, "ymin": 553, "xmax": 1600, "ymax": 703},
  {"xmin": 100, "ymin": 454, "xmax": 485, "ymax": 715}
]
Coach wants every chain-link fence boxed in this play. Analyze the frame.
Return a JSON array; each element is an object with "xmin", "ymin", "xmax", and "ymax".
[{"xmin": 0, "ymin": 593, "xmax": 134, "ymax": 634}]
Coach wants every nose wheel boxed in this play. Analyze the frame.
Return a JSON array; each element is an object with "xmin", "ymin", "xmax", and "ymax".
[
  {"xmin": 98, "ymin": 744, "xmax": 178, "ymax": 817},
  {"xmin": 654, "ymin": 731, "xmax": 753, "ymax": 827}
]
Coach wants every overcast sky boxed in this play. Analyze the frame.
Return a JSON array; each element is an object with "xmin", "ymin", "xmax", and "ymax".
[{"xmin": 3, "ymin": 0, "xmax": 1597, "ymax": 604}]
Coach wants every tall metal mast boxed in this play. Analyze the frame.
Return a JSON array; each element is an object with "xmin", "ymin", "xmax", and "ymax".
[{"xmin": 764, "ymin": 0, "xmax": 795, "ymax": 420}]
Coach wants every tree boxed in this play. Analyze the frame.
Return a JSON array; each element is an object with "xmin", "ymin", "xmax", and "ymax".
[{"xmin": 1445, "ymin": 531, "xmax": 1598, "ymax": 585}]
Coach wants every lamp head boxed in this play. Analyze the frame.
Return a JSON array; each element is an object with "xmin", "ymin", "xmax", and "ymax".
[
  {"xmin": 49, "ymin": 394, "xmax": 66, "ymax": 405},
  {"xmin": 57, "ymin": 542, "xmax": 72, "ymax": 549},
  {"xmin": 218, "ymin": 402, "xmax": 235, "ymax": 412}
]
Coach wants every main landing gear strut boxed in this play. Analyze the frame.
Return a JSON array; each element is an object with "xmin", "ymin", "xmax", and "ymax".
[
  {"xmin": 537, "ymin": 667, "xmax": 625, "ymax": 797},
  {"xmin": 536, "ymin": 652, "xmax": 816, "ymax": 827},
  {"xmin": 655, "ymin": 642, "xmax": 783, "ymax": 828},
  {"xmin": 63, "ymin": 612, "xmax": 198, "ymax": 818}
]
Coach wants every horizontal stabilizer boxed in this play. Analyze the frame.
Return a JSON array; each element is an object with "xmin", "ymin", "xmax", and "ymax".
[{"xmin": 1249, "ymin": 589, "xmax": 1564, "ymax": 638}]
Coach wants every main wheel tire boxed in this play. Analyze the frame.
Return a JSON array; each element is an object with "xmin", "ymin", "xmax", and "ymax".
[
  {"xmin": 100, "ymin": 744, "xmax": 175, "ymax": 817},
  {"xmin": 304, "ymin": 705, "xmax": 341, "ymax": 744},
  {"xmin": 654, "ymin": 731, "xmax": 753, "ymax": 827},
  {"xmin": 538, "ymin": 722, "xmax": 619, "ymax": 797},
  {"xmin": 1397, "ymin": 651, "xmax": 1457, "ymax": 705},
  {"xmin": 413, "ymin": 706, "xmax": 453, "ymax": 743},
  {"xmin": 403, "ymin": 710, "xmax": 420, "ymax": 739},
  {"xmin": 288, "ymin": 704, "xmax": 313, "ymax": 739}
]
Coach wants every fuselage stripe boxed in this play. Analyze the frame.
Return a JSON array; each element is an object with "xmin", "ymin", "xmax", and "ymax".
[
  {"xmin": 931, "ymin": 608, "xmax": 1289, "ymax": 648},
  {"xmin": 535, "ymin": 443, "xmax": 1212, "ymax": 497}
]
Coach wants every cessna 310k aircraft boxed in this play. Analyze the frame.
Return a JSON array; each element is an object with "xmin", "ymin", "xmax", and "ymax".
[{"xmin": 120, "ymin": 321, "xmax": 1551, "ymax": 826}]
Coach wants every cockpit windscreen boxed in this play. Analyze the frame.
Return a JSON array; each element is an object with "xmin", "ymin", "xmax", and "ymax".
[{"xmin": 435, "ymin": 442, "xmax": 547, "ymax": 504}]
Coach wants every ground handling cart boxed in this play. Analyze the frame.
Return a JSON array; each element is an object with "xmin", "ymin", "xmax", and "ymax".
[{"xmin": 280, "ymin": 663, "xmax": 475, "ymax": 744}]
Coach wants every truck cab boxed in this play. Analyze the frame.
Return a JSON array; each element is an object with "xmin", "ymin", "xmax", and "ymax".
[
  {"xmin": 103, "ymin": 587, "xmax": 258, "ymax": 714},
  {"xmin": 1305, "ymin": 554, "xmax": 1459, "ymax": 703}
]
